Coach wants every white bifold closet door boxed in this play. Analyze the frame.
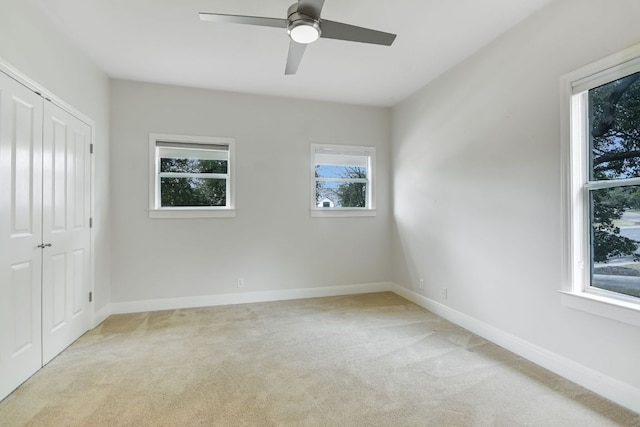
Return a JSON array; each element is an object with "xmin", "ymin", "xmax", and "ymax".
[
  {"xmin": 0, "ymin": 73, "xmax": 44, "ymax": 400},
  {"xmin": 0, "ymin": 71, "xmax": 91, "ymax": 400},
  {"xmin": 41, "ymin": 97, "xmax": 92, "ymax": 364}
]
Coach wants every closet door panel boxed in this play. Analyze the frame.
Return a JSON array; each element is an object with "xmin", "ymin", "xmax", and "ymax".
[
  {"xmin": 51, "ymin": 253, "xmax": 67, "ymax": 330},
  {"xmin": 0, "ymin": 73, "xmax": 44, "ymax": 401},
  {"xmin": 42, "ymin": 101, "xmax": 91, "ymax": 364},
  {"xmin": 10, "ymin": 262, "xmax": 37, "ymax": 354},
  {"xmin": 51, "ymin": 118, "xmax": 67, "ymax": 232}
]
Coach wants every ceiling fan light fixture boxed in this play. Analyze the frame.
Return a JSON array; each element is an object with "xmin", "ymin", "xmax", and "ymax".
[
  {"xmin": 201, "ymin": 1, "xmax": 397, "ymax": 75},
  {"xmin": 288, "ymin": 19, "xmax": 321, "ymax": 44}
]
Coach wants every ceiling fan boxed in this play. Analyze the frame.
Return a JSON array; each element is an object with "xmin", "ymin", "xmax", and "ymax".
[{"xmin": 199, "ymin": 0, "xmax": 396, "ymax": 75}]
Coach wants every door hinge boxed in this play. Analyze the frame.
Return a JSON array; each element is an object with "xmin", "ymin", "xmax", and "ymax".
[
  {"xmin": 90, "ymin": 143, "xmax": 94, "ymax": 154},
  {"xmin": 89, "ymin": 292, "xmax": 93, "ymax": 303},
  {"xmin": 89, "ymin": 217, "xmax": 93, "ymax": 228}
]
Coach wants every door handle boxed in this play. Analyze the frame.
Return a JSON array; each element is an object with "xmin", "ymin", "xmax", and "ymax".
[{"xmin": 37, "ymin": 243, "xmax": 52, "ymax": 249}]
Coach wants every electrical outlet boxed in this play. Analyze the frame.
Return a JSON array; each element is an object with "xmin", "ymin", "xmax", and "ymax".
[
  {"xmin": 418, "ymin": 278, "xmax": 425, "ymax": 290},
  {"xmin": 441, "ymin": 288, "xmax": 448, "ymax": 300},
  {"xmin": 237, "ymin": 278, "xmax": 245, "ymax": 288}
]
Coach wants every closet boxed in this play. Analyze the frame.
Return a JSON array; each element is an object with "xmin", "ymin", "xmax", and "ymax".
[{"xmin": 0, "ymin": 70, "xmax": 92, "ymax": 400}]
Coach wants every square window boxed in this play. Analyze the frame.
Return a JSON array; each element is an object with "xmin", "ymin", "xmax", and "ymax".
[
  {"xmin": 311, "ymin": 144, "xmax": 375, "ymax": 217},
  {"xmin": 149, "ymin": 134, "xmax": 235, "ymax": 218}
]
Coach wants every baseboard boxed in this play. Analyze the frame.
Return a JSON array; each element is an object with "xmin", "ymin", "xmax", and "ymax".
[
  {"xmin": 93, "ymin": 303, "xmax": 112, "ymax": 328},
  {"xmin": 392, "ymin": 284, "xmax": 640, "ymax": 415},
  {"xmin": 110, "ymin": 282, "xmax": 394, "ymax": 315}
]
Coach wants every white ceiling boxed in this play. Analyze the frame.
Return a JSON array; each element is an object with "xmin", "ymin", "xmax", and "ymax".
[{"xmin": 33, "ymin": 0, "xmax": 555, "ymax": 107}]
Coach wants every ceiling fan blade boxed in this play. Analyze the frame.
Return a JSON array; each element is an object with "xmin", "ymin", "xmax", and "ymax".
[
  {"xmin": 285, "ymin": 41, "xmax": 307, "ymax": 75},
  {"xmin": 320, "ymin": 20, "xmax": 396, "ymax": 46},
  {"xmin": 297, "ymin": 0, "xmax": 325, "ymax": 18},
  {"xmin": 199, "ymin": 12, "xmax": 287, "ymax": 29}
]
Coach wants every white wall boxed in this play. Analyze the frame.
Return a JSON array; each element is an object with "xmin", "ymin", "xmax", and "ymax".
[
  {"xmin": 392, "ymin": 0, "xmax": 640, "ymax": 407},
  {"xmin": 0, "ymin": 0, "xmax": 111, "ymax": 314},
  {"xmin": 110, "ymin": 80, "xmax": 391, "ymax": 303}
]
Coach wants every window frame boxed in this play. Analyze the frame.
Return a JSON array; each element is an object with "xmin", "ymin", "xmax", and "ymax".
[
  {"xmin": 310, "ymin": 143, "xmax": 376, "ymax": 218},
  {"xmin": 148, "ymin": 133, "xmax": 236, "ymax": 218},
  {"xmin": 561, "ymin": 44, "xmax": 640, "ymax": 327}
]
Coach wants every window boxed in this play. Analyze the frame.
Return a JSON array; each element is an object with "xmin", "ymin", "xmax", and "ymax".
[
  {"xmin": 311, "ymin": 144, "xmax": 375, "ymax": 217},
  {"xmin": 562, "ymin": 44, "xmax": 640, "ymax": 326},
  {"xmin": 149, "ymin": 134, "xmax": 235, "ymax": 218}
]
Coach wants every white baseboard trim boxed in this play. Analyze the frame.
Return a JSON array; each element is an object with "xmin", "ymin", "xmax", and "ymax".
[
  {"xmin": 93, "ymin": 304, "xmax": 113, "ymax": 328},
  {"xmin": 392, "ymin": 284, "xmax": 640, "ymax": 415},
  {"xmin": 110, "ymin": 282, "xmax": 394, "ymax": 315}
]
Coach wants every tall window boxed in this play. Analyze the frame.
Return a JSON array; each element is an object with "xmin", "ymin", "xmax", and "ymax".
[
  {"xmin": 587, "ymin": 71, "xmax": 640, "ymax": 299},
  {"xmin": 149, "ymin": 134, "xmax": 235, "ymax": 218},
  {"xmin": 563, "ymin": 46, "xmax": 640, "ymax": 326},
  {"xmin": 311, "ymin": 144, "xmax": 375, "ymax": 217}
]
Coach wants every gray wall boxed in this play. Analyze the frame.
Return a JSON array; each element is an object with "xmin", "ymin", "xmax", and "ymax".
[
  {"xmin": 392, "ymin": 0, "xmax": 640, "ymax": 398},
  {"xmin": 110, "ymin": 80, "xmax": 392, "ymax": 303}
]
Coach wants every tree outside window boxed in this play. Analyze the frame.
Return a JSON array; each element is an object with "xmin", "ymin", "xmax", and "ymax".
[
  {"xmin": 588, "ymin": 70, "xmax": 640, "ymax": 298},
  {"xmin": 149, "ymin": 135, "xmax": 235, "ymax": 218},
  {"xmin": 160, "ymin": 157, "xmax": 227, "ymax": 207},
  {"xmin": 312, "ymin": 145, "xmax": 373, "ymax": 211}
]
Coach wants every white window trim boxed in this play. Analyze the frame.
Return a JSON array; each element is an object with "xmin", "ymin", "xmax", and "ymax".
[
  {"xmin": 148, "ymin": 133, "xmax": 236, "ymax": 218},
  {"xmin": 310, "ymin": 143, "xmax": 376, "ymax": 218},
  {"xmin": 560, "ymin": 43, "xmax": 640, "ymax": 327}
]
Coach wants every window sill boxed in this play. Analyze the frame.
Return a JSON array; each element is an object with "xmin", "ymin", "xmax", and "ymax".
[
  {"xmin": 559, "ymin": 290, "xmax": 640, "ymax": 327},
  {"xmin": 149, "ymin": 209, "xmax": 235, "ymax": 219},
  {"xmin": 310, "ymin": 209, "xmax": 376, "ymax": 218}
]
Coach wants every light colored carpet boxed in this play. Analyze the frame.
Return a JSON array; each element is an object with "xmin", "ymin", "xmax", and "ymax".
[{"xmin": 0, "ymin": 292, "xmax": 638, "ymax": 426}]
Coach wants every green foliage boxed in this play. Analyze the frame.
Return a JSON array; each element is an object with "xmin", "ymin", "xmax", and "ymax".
[
  {"xmin": 160, "ymin": 158, "xmax": 227, "ymax": 207},
  {"xmin": 590, "ymin": 72, "xmax": 640, "ymax": 262},
  {"xmin": 336, "ymin": 167, "xmax": 366, "ymax": 208},
  {"xmin": 604, "ymin": 186, "xmax": 640, "ymax": 210},
  {"xmin": 315, "ymin": 165, "xmax": 322, "ymax": 203},
  {"xmin": 591, "ymin": 188, "xmax": 639, "ymax": 263}
]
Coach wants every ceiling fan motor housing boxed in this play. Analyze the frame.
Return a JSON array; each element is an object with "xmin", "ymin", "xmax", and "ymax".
[
  {"xmin": 199, "ymin": 1, "xmax": 396, "ymax": 74},
  {"xmin": 287, "ymin": 3, "xmax": 321, "ymax": 44}
]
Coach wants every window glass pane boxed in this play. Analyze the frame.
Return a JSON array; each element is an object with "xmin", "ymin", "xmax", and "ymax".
[
  {"xmin": 590, "ymin": 186, "xmax": 640, "ymax": 298},
  {"xmin": 589, "ymin": 70, "xmax": 640, "ymax": 180},
  {"xmin": 161, "ymin": 177, "xmax": 226, "ymax": 207},
  {"xmin": 316, "ymin": 181, "xmax": 367, "ymax": 208},
  {"xmin": 160, "ymin": 158, "xmax": 228, "ymax": 174}
]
